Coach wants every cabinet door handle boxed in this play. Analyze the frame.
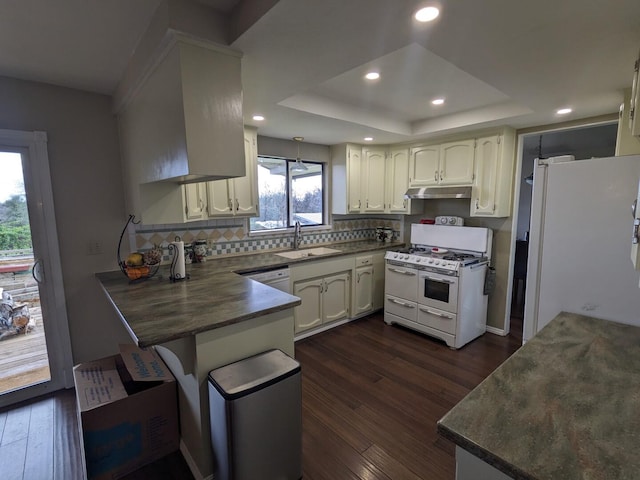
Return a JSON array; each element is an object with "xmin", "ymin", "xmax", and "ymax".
[
  {"xmin": 633, "ymin": 219, "xmax": 640, "ymax": 244},
  {"xmin": 235, "ymin": 198, "xmax": 240, "ymax": 211},
  {"xmin": 227, "ymin": 198, "xmax": 233, "ymax": 211},
  {"xmin": 434, "ymin": 170, "xmax": 438, "ymax": 181},
  {"xmin": 440, "ymin": 170, "xmax": 443, "ymax": 181},
  {"xmin": 403, "ymin": 199, "xmax": 407, "ymax": 208},
  {"xmin": 358, "ymin": 200, "xmax": 361, "ymax": 209},
  {"xmin": 475, "ymin": 198, "xmax": 479, "ymax": 210}
]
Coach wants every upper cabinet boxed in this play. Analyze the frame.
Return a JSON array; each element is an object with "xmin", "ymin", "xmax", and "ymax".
[
  {"xmin": 331, "ymin": 144, "xmax": 363, "ymax": 214},
  {"xmin": 409, "ymin": 140, "xmax": 475, "ymax": 187},
  {"xmin": 205, "ymin": 128, "xmax": 259, "ymax": 217},
  {"xmin": 332, "ymin": 144, "xmax": 419, "ymax": 215},
  {"xmin": 470, "ymin": 128, "xmax": 516, "ymax": 218}
]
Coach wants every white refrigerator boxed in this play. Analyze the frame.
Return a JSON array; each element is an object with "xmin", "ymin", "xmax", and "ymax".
[{"xmin": 523, "ymin": 154, "xmax": 640, "ymax": 341}]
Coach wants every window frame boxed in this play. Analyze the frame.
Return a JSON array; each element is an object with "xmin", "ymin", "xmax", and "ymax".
[{"xmin": 250, "ymin": 156, "xmax": 326, "ymax": 233}]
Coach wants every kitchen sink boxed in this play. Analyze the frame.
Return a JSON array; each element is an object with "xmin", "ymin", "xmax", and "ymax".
[{"xmin": 275, "ymin": 247, "xmax": 342, "ymax": 259}]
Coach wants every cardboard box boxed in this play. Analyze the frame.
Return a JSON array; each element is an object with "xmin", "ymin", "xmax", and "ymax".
[{"xmin": 73, "ymin": 345, "xmax": 179, "ymax": 480}]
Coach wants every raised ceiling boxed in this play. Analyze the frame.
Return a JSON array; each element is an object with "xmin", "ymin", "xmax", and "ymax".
[{"xmin": 1, "ymin": 0, "xmax": 639, "ymax": 146}]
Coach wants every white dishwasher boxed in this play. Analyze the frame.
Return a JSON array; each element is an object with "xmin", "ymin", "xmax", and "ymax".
[{"xmin": 242, "ymin": 266, "xmax": 291, "ymax": 294}]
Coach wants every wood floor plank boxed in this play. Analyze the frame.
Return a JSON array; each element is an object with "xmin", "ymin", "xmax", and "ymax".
[
  {"xmin": 0, "ymin": 436, "xmax": 27, "ymax": 480},
  {"xmin": 1, "ymin": 403, "xmax": 31, "ymax": 446},
  {"xmin": 296, "ymin": 312, "xmax": 521, "ymax": 480},
  {"xmin": 53, "ymin": 389, "xmax": 83, "ymax": 480},
  {"xmin": 24, "ymin": 396, "xmax": 54, "ymax": 480}
]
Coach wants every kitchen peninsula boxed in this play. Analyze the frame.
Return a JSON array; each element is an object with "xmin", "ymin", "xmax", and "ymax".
[
  {"xmin": 96, "ymin": 239, "xmax": 398, "ymax": 479},
  {"xmin": 438, "ymin": 311, "xmax": 640, "ymax": 480}
]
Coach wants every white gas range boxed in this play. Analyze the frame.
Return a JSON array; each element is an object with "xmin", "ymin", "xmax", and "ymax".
[{"xmin": 384, "ymin": 224, "xmax": 493, "ymax": 349}]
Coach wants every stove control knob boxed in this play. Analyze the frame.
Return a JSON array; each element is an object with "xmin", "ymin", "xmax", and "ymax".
[
  {"xmin": 403, "ymin": 255, "xmax": 409, "ymax": 260},
  {"xmin": 448, "ymin": 217, "xmax": 456, "ymax": 225},
  {"xmin": 416, "ymin": 258, "xmax": 421, "ymax": 262},
  {"xmin": 427, "ymin": 259, "xmax": 433, "ymax": 264},
  {"xmin": 393, "ymin": 254, "xmax": 398, "ymax": 259},
  {"xmin": 434, "ymin": 261, "xmax": 440, "ymax": 265}
]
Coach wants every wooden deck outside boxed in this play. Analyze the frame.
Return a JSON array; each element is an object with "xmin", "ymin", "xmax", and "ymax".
[
  {"xmin": 0, "ymin": 255, "xmax": 51, "ymax": 394},
  {"xmin": 0, "ymin": 306, "xmax": 50, "ymax": 394}
]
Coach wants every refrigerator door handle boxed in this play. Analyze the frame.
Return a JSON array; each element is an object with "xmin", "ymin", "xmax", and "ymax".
[
  {"xmin": 633, "ymin": 198, "xmax": 637, "ymax": 219},
  {"xmin": 633, "ymin": 219, "xmax": 640, "ymax": 244}
]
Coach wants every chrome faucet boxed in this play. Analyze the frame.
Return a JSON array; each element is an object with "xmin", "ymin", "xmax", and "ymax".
[{"xmin": 293, "ymin": 221, "xmax": 302, "ymax": 249}]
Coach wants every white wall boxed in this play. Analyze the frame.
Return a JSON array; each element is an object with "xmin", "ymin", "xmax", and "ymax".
[{"xmin": 0, "ymin": 76, "xmax": 133, "ymax": 364}]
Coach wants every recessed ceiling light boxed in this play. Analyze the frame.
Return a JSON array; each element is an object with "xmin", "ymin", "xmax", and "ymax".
[
  {"xmin": 556, "ymin": 108, "xmax": 572, "ymax": 115},
  {"xmin": 415, "ymin": 6, "xmax": 440, "ymax": 22},
  {"xmin": 365, "ymin": 72, "xmax": 380, "ymax": 80},
  {"xmin": 431, "ymin": 98, "xmax": 445, "ymax": 105},
  {"xmin": 364, "ymin": 137, "xmax": 373, "ymax": 142},
  {"xmin": 252, "ymin": 115, "xmax": 265, "ymax": 121}
]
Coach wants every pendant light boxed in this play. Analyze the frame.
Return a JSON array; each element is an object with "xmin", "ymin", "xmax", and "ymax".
[
  {"xmin": 292, "ymin": 136, "xmax": 308, "ymax": 172},
  {"xmin": 525, "ymin": 135, "xmax": 544, "ymax": 185}
]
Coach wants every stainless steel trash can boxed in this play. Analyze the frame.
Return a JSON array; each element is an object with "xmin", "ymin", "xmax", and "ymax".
[{"xmin": 208, "ymin": 349, "xmax": 302, "ymax": 480}]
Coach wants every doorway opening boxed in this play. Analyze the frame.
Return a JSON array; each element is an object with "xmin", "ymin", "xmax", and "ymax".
[
  {"xmin": 0, "ymin": 151, "xmax": 51, "ymax": 393},
  {"xmin": 510, "ymin": 122, "xmax": 618, "ymax": 338}
]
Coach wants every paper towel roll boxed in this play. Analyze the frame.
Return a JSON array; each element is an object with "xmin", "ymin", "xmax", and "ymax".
[{"xmin": 169, "ymin": 241, "xmax": 186, "ymax": 280}]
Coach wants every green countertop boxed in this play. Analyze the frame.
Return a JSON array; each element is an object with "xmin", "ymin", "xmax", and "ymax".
[
  {"xmin": 97, "ymin": 240, "xmax": 401, "ymax": 347},
  {"xmin": 437, "ymin": 311, "xmax": 640, "ymax": 480}
]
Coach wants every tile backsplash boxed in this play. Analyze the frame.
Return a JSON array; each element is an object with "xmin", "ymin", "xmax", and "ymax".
[{"xmin": 129, "ymin": 216, "xmax": 403, "ymax": 262}]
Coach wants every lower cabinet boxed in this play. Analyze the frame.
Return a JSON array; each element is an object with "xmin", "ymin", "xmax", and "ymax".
[
  {"xmin": 293, "ymin": 271, "xmax": 350, "ymax": 333},
  {"xmin": 354, "ymin": 265, "xmax": 373, "ymax": 316},
  {"xmin": 291, "ymin": 251, "xmax": 387, "ymax": 336}
]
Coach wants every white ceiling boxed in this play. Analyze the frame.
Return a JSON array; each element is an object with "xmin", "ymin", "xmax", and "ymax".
[{"xmin": 1, "ymin": 0, "xmax": 639, "ymax": 147}]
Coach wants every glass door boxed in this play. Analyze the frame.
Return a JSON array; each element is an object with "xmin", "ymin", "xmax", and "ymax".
[{"xmin": 0, "ymin": 130, "xmax": 72, "ymax": 407}]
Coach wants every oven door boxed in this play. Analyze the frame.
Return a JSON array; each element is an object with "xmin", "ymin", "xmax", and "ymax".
[
  {"xmin": 385, "ymin": 263, "xmax": 418, "ymax": 302},
  {"xmin": 418, "ymin": 270, "xmax": 458, "ymax": 313}
]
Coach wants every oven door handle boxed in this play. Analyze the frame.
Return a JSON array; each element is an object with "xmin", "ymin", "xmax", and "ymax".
[
  {"xmin": 422, "ymin": 275, "xmax": 455, "ymax": 284},
  {"xmin": 419, "ymin": 307, "xmax": 453, "ymax": 319},
  {"xmin": 388, "ymin": 298, "xmax": 415, "ymax": 308},
  {"xmin": 388, "ymin": 268, "xmax": 416, "ymax": 276}
]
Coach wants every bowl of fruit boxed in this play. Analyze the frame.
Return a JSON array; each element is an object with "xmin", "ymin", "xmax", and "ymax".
[{"xmin": 117, "ymin": 215, "xmax": 162, "ymax": 282}]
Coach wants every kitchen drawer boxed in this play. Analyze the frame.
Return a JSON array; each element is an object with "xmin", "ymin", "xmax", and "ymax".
[
  {"xmin": 355, "ymin": 255, "xmax": 373, "ymax": 267},
  {"xmin": 385, "ymin": 294, "xmax": 417, "ymax": 322},
  {"xmin": 417, "ymin": 304, "xmax": 457, "ymax": 334}
]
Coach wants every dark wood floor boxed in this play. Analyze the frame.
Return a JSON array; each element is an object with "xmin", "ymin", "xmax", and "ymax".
[{"xmin": 0, "ymin": 312, "xmax": 521, "ymax": 480}]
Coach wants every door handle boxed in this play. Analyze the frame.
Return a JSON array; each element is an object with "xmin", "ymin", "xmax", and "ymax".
[
  {"xmin": 419, "ymin": 307, "xmax": 452, "ymax": 319},
  {"xmin": 632, "ymin": 198, "xmax": 637, "ymax": 219},
  {"xmin": 389, "ymin": 298, "xmax": 415, "ymax": 308},
  {"xmin": 424, "ymin": 275, "xmax": 454, "ymax": 284},
  {"xmin": 389, "ymin": 268, "xmax": 416, "ymax": 276},
  {"xmin": 633, "ymin": 219, "xmax": 640, "ymax": 244},
  {"xmin": 32, "ymin": 258, "xmax": 44, "ymax": 284}
]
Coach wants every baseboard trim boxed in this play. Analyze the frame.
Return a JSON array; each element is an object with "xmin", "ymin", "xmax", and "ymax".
[
  {"xmin": 180, "ymin": 440, "xmax": 213, "ymax": 480},
  {"xmin": 486, "ymin": 325, "xmax": 508, "ymax": 336}
]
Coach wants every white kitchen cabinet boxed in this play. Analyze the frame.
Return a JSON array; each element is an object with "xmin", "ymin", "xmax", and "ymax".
[
  {"xmin": 409, "ymin": 144, "xmax": 440, "ymax": 186},
  {"xmin": 293, "ymin": 272, "xmax": 350, "ymax": 333},
  {"xmin": 331, "ymin": 144, "xmax": 363, "ymax": 214},
  {"xmin": 293, "ymin": 279, "xmax": 323, "ymax": 332},
  {"xmin": 322, "ymin": 272, "xmax": 351, "ymax": 323},
  {"xmin": 291, "ymin": 256, "xmax": 353, "ymax": 334},
  {"xmin": 183, "ymin": 182, "xmax": 207, "ymax": 221},
  {"xmin": 354, "ymin": 256, "xmax": 374, "ymax": 316},
  {"xmin": 409, "ymin": 140, "xmax": 475, "ymax": 187},
  {"xmin": 363, "ymin": 148, "xmax": 387, "ymax": 212},
  {"xmin": 470, "ymin": 129, "xmax": 515, "ymax": 218},
  {"xmin": 205, "ymin": 127, "xmax": 258, "ymax": 217},
  {"xmin": 439, "ymin": 140, "xmax": 475, "ymax": 185},
  {"xmin": 385, "ymin": 147, "xmax": 420, "ymax": 214}
]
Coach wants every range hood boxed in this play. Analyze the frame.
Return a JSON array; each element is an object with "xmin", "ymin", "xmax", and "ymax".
[{"xmin": 405, "ymin": 186, "xmax": 472, "ymax": 199}]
